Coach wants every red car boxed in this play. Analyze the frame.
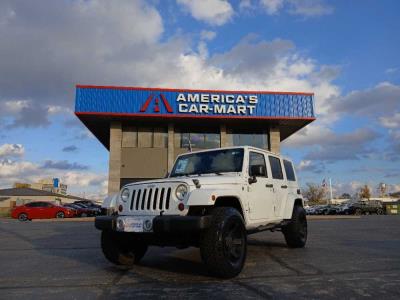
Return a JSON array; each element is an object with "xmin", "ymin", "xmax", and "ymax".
[{"xmin": 11, "ymin": 201, "xmax": 76, "ymax": 221}]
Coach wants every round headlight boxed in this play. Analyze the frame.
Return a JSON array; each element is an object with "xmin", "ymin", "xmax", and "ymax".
[
  {"xmin": 121, "ymin": 188, "xmax": 130, "ymax": 202},
  {"xmin": 175, "ymin": 184, "xmax": 188, "ymax": 201}
]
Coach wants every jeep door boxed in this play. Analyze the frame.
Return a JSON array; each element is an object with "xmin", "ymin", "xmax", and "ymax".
[
  {"xmin": 247, "ymin": 151, "xmax": 275, "ymax": 221},
  {"xmin": 282, "ymin": 159, "xmax": 298, "ymax": 216},
  {"xmin": 268, "ymin": 155, "xmax": 288, "ymax": 218}
]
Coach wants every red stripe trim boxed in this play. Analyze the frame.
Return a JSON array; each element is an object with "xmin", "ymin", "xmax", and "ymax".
[
  {"xmin": 75, "ymin": 111, "xmax": 316, "ymax": 121},
  {"xmin": 75, "ymin": 84, "xmax": 314, "ymax": 96}
]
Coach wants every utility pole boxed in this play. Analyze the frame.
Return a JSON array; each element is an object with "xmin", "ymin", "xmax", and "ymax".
[
  {"xmin": 188, "ymin": 139, "xmax": 193, "ymax": 152},
  {"xmin": 329, "ymin": 178, "xmax": 333, "ymax": 204}
]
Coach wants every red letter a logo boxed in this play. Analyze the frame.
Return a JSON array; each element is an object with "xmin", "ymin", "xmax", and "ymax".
[{"xmin": 140, "ymin": 94, "xmax": 173, "ymax": 113}]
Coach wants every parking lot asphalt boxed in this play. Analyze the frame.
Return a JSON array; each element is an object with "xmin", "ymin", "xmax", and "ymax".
[{"xmin": 0, "ymin": 216, "xmax": 399, "ymax": 299}]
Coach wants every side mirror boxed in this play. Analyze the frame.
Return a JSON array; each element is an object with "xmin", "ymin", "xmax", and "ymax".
[
  {"xmin": 164, "ymin": 172, "xmax": 170, "ymax": 178},
  {"xmin": 248, "ymin": 176, "xmax": 257, "ymax": 184},
  {"xmin": 248, "ymin": 165, "xmax": 265, "ymax": 184}
]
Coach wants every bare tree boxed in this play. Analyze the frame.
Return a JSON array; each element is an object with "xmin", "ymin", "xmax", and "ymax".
[
  {"xmin": 340, "ymin": 193, "xmax": 351, "ymax": 199},
  {"xmin": 359, "ymin": 185, "xmax": 371, "ymax": 200},
  {"xmin": 303, "ymin": 183, "xmax": 326, "ymax": 205}
]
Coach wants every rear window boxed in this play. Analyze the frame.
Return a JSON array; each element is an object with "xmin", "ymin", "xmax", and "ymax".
[
  {"xmin": 283, "ymin": 160, "xmax": 296, "ymax": 181},
  {"xmin": 268, "ymin": 156, "xmax": 283, "ymax": 180}
]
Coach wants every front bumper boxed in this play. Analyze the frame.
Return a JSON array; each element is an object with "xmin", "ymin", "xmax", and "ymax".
[{"xmin": 94, "ymin": 215, "xmax": 212, "ymax": 233}]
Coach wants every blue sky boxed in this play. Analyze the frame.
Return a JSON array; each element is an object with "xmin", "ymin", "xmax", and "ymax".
[{"xmin": 0, "ymin": 0, "xmax": 399, "ymax": 198}]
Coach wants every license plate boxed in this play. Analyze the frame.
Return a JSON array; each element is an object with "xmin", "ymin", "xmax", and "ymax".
[{"xmin": 124, "ymin": 218, "xmax": 143, "ymax": 232}]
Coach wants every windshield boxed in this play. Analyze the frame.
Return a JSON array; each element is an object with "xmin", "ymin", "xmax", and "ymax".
[{"xmin": 170, "ymin": 148, "xmax": 244, "ymax": 177}]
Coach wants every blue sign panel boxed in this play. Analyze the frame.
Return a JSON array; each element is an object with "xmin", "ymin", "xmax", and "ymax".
[
  {"xmin": 75, "ymin": 86, "xmax": 315, "ymax": 119},
  {"xmin": 53, "ymin": 178, "xmax": 59, "ymax": 188}
]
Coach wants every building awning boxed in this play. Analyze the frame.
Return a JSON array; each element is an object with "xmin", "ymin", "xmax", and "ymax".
[{"xmin": 75, "ymin": 85, "xmax": 316, "ymax": 149}]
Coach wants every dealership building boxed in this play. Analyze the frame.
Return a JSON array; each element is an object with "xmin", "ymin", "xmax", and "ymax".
[{"xmin": 74, "ymin": 85, "xmax": 315, "ymax": 194}]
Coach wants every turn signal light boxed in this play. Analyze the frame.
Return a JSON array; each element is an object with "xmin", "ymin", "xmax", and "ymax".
[
  {"xmin": 118, "ymin": 205, "xmax": 123, "ymax": 212},
  {"xmin": 178, "ymin": 203, "xmax": 185, "ymax": 211}
]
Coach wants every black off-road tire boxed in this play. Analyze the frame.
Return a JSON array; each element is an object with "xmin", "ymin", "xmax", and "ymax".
[
  {"xmin": 199, "ymin": 207, "xmax": 247, "ymax": 278},
  {"xmin": 376, "ymin": 208, "xmax": 384, "ymax": 215},
  {"xmin": 282, "ymin": 205, "xmax": 307, "ymax": 248},
  {"xmin": 101, "ymin": 230, "xmax": 148, "ymax": 266}
]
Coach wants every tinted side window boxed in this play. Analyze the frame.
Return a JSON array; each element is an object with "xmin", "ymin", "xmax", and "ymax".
[
  {"xmin": 36, "ymin": 202, "xmax": 47, "ymax": 207},
  {"xmin": 269, "ymin": 156, "xmax": 283, "ymax": 180},
  {"xmin": 249, "ymin": 152, "xmax": 267, "ymax": 177},
  {"xmin": 283, "ymin": 160, "xmax": 296, "ymax": 181},
  {"xmin": 25, "ymin": 202, "xmax": 35, "ymax": 207}
]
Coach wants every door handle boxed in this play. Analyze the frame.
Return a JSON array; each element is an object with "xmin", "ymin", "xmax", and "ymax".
[
  {"xmin": 281, "ymin": 185, "xmax": 288, "ymax": 189},
  {"xmin": 265, "ymin": 184, "xmax": 273, "ymax": 188}
]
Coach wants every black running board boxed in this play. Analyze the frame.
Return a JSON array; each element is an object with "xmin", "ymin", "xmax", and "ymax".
[{"xmin": 246, "ymin": 220, "xmax": 291, "ymax": 235}]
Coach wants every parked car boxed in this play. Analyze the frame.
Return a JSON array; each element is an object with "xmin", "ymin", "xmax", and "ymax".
[
  {"xmin": 336, "ymin": 203, "xmax": 353, "ymax": 215},
  {"xmin": 11, "ymin": 201, "xmax": 76, "ymax": 221},
  {"xmin": 322, "ymin": 205, "xmax": 340, "ymax": 215},
  {"xmin": 313, "ymin": 205, "xmax": 329, "ymax": 215},
  {"xmin": 73, "ymin": 201, "xmax": 101, "ymax": 216},
  {"xmin": 349, "ymin": 200, "xmax": 384, "ymax": 215},
  {"xmin": 63, "ymin": 203, "xmax": 91, "ymax": 217}
]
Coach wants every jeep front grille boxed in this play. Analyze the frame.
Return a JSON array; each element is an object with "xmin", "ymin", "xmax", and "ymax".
[{"xmin": 129, "ymin": 187, "xmax": 172, "ymax": 211}]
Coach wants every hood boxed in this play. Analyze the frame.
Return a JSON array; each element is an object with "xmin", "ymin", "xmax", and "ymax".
[{"xmin": 125, "ymin": 174, "xmax": 243, "ymax": 188}]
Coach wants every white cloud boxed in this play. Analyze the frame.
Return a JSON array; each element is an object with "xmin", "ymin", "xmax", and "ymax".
[
  {"xmin": 0, "ymin": 0, "xmax": 340, "ymax": 130},
  {"xmin": 258, "ymin": 0, "xmax": 333, "ymax": 17},
  {"xmin": 177, "ymin": 0, "xmax": 234, "ymax": 26},
  {"xmin": 239, "ymin": 0, "xmax": 253, "ymax": 9},
  {"xmin": 3, "ymin": 100, "xmax": 30, "ymax": 114},
  {"xmin": 260, "ymin": 0, "xmax": 284, "ymax": 14},
  {"xmin": 297, "ymin": 159, "xmax": 324, "ymax": 173},
  {"xmin": 380, "ymin": 112, "xmax": 400, "ymax": 129},
  {"xmin": 47, "ymin": 105, "xmax": 73, "ymax": 115},
  {"xmin": 385, "ymin": 67, "xmax": 398, "ymax": 74},
  {"xmin": 287, "ymin": 0, "xmax": 333, "ymax": 17},
  {"xmin": 331, "ymin": 82, "xmax": 400, "ymax": 118},
  {"xmin": 333, "ymin": 181, "xmax": 364, "ymax": 197},
  {"xmin": 0, "ymin": 144, "xmax": 24, "ymax": 158},
  {"xmin": 200, "ymin": 30, "xmax": 217, "ymax": 41},
  {"xmin": 0, "ymin": 0, "xmax": 164, "ymax": 113}
]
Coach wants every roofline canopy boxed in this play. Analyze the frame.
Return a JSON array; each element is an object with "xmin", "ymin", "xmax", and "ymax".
[{"xmin": 74, "ymin": 85, "xmax": 316, "ymax": 149}]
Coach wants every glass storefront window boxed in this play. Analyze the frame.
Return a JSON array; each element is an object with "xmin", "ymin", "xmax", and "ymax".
[
  {"xmin": 122, "ymin": 126, "xmax": 167, "ymax": 148},
  {"xmin": 230, "ymin": 131, "xmax": 269, "ymax": 149},
  {"xmin": 181, "ymin": 132, "xmax": 220, "ymax": 149}
]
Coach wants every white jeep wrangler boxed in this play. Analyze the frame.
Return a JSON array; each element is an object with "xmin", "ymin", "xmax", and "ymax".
[{"xmin": 95, "ymin": 146, "xmax": 307, "ymax": 278}]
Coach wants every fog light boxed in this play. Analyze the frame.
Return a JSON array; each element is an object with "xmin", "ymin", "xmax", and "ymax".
[
  {"xmin": 117, "ymin": 219, "xmax": 125, "ymax": 231},
  {"xmin": 211, "ymin": 195, "xmax": 216, "ymax": 201},
  {"xmin": 178, "ymin": 203, "xmax": 185, "ymax": 211},
  {"xmin": 118, "ymin": 205, "xmax": 123, "ymax": 212},
  {"xmin": 143, "ymin": 219, "xmax": 152, "ymax": 231}
]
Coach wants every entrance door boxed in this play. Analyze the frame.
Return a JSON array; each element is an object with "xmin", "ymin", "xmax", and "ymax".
[{"xmin": 247, "ymin": 151, "xmax": 275, "ymax": 221}]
